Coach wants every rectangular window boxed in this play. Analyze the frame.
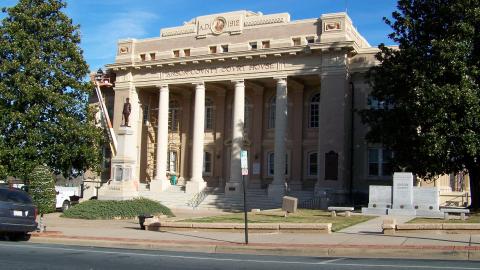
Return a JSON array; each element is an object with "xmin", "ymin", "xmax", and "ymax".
[
  {"xmin": 308, "ymin": 152, "xmax": 318, "ymax": 176},
  {"xmin": 167, "ymin": 151, "xmax": 177, "ymax": 173},
  {"xmin": 140, "ymin": 54, "xmax": 146, "ymax": 61},
  {"xmin": 184, "ymin": 49, "xmax": 190, "ymax": 57},
  {"xmin": 173, "ymin": 50, "xmax": 180, "ymax": 57},
  {"xmin": 221, "ymin": 45, "xmax": 228, "ymax": 53},
  {"xmin": 249, "ymin": 42, "xmax": 257, "ymax": 50},
  {"xmin": 267, "ymin": 152, "xmax": 288, "ymax": 176},
  {"xmin": 142, "ymin": 105, "xmax": 149, "ymax": 124},
  {"xmin": 203, "ymin": 152, "xmax": 212, "ymax": 175},
  {"xmin": 261, "ymin": 40, "xmax": 270, "ymax": 49},
  {"xmin": 209, "ymin": 46, "xmax": 217, "ymax": 54},
  {"xmin": 292, "ymin": 37, "xmax": 301, "ymax": 46},
  {"xmin": 306, "ymin": 36, "xmax": 315, "ymax": 44},
  {"xmin": 149, "ymin": 53, "xmax": 155, "ymax": 60},
  {"xmin": 368, "ymin": 147, "xmax": 393, "ymax": 176}
]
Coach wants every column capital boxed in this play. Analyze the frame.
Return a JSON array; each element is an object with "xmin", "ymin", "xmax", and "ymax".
[
  {"xmin": 192, "ymin": 81, "xmax": 205, "ymax": 87},
  {"xmin": 274, "ymin": 77, "xmax": 288, "ymax": 84},
  {"xmin": 156, "ymin": 84, "xmax": 169, "ymax": 91},
  {"xmin": 231, "ymin": 79, "xmax": 245, "ymax": 85}
]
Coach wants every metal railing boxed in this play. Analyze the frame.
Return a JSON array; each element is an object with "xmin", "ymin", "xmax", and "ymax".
[{"xmin": 186, "ymin": 188, "xmax": 209, "ymax": 209}]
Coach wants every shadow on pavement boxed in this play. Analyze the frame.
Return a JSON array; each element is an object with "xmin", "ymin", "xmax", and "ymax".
[
  {"xmin": 336, "ymin": 231, "xmax": 475, "ymax": 245},
  {"xmin": 157, "ymin": 230, "xmax": 241, "ymax": 244}
]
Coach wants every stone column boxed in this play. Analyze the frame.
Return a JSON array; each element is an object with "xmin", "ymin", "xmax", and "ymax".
[
  {"xmin": 226, "ymin": 80, "xmax": 245, "ymax": 195},
  {"xmin": 150, "ymin": 84, "xmax": 170, "ymax": 192},
  {"xmin": 186, "ymin": 82, "xmax": 207, "ymax": 193},
  {"xmin": 268, "ymin": 77, "xmax": 288, "ymax": 198},
  {"xmin": 289, "ymin": 80, "xmax": 305, "ymax": 191},
  {"xmin": 214, "ymin": 88, "xmax": 226, "ymax": 187},
  {"xmin": 315, "ymin": 64, "xmax": 350, "ymax": 199},
  {"xmin": 179, "ymin": 90, "xmax": 192, "ymax": 186},
  {"xmin": 249, "ymin": 83, "xmax": 264, "ymax": 188}
]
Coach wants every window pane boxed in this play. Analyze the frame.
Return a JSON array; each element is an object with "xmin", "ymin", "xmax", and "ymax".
[
  {"xmin": 382, "ymin": 149, "xmax": 393, "ymax": 176},
  {"xmin": 268, "ymin": 153, "xmax": 274, "ymax": 175},
  {"xmin": 368, "ymin": 148, "xmax": 379, "ymax": 176},
  {"xmin": 309, "ymin": 153, "xmax": 318, "ymax": 176},
  {"xmin": 369, "ymin": 163, "xmax": 379, "ymax": 176},
  {"xmin": 268, "ymin": 97, "xmax": 276, "ymax": 128},
  {"xmin": 310, "ymin": 104, "xmax": 319, "ymax": 128}
]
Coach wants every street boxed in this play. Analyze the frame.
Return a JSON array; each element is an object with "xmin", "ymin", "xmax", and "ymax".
[{"xmin": 1, "ymin": 242, "xmax": 480, "ymax": 270}]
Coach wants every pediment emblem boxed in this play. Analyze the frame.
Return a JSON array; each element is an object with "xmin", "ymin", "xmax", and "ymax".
[{"xmin": 211, "ymin": 16, "xmax": 226, "ymax": 34}]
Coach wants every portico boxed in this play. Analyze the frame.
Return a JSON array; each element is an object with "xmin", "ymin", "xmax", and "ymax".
[{"xmin": 97, "ymin": 10, "xmax": 380, "ymax": 206}]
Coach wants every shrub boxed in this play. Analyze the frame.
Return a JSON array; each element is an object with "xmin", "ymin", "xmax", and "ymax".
[
  {"xmin": 62, "ymin": 198, "xmax": 173, "ymax": 219},
  {"xmin": 28, "ymin": 165, "xmax": 56, "ymax": 214}
]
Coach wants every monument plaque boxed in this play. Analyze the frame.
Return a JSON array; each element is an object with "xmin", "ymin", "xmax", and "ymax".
[{"xmin": 388, "ymin": 172, "xmax": 416, "ymax": 215}]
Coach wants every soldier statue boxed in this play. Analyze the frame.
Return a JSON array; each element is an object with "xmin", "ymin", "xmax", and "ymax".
[{"xmin": 122, "ymin": 98, "xmax": 131, "ymax": 127}]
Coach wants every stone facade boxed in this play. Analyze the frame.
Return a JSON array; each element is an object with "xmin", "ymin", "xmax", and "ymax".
[{"xmin": 95, "ymin": 10, "xmax": 458, "ymax": 203}]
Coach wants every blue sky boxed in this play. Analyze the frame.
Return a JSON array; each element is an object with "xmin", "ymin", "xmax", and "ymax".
[{"xmin": 2, "ymin": 0, "xmax": 399, "ymax": 71}]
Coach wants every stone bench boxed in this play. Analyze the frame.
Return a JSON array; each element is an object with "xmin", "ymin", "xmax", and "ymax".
[
  {"xmin": 441, "ymin": 208, "xmax": 470, "ymax": 221},
  {"xmin": 327, "ymin": 206, "xmax": 354, "ymax": 217}
]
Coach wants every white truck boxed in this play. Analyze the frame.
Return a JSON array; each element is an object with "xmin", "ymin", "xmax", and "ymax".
[{"xmin": 55, "ymin": 186, "xmax": 81, "ymax": 211}]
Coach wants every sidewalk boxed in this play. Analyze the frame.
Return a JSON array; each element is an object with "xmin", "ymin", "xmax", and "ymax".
[{"xmin": 30, "ymin": 209, "xmax": 480, "ymax": 261}]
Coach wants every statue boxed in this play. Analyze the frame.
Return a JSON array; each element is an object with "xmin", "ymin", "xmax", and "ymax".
[{"xmin": 122, "ymin": 98, "xmax": 131, "ymax": 127}]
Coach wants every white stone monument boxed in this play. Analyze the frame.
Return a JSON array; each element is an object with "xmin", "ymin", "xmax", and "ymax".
[
  {"xmin": 388, "ymin": 172, "xmax": 416, "ymax": 215},
  {"xmin": 361, "ymin": 185, "xmax": 392, "ymax": 215},
  {"xmin": 413, "ymin": 187, "xmax": 443, "ymax": 217}
]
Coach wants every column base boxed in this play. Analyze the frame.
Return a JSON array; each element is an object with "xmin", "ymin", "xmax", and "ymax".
[
  {"xmin": 149, "ymin": 178, "xmax": 171, "ymax": 192},
  {"xmin": 186, "ymin": 179, "xmax": 206, "ymax": 194},
  {"xmin": 267, "ymin": 184, "xmax": 285, "ymax": 199},
  {"xmin": 225, "ymin": 182, "xmax": 242, "ymax": 196},
  {"xmin": 98, "ymin": 180, "xmax": 139, "ymax": 200}
]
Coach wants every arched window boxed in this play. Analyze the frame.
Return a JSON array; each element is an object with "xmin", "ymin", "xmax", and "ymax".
[
  {"xmin": 203, "ymin": 151, "xmax": 212, "ymax": 175},
  {"xmin": 244, "ymin": 98, "xmax": 252, "ymax": 131},
  {"xmin": 309, "ymin": 93, "xmax": 320, "ymax": 128},
  {"xmin": 307, "ymin": 152, "xmax": 318, "ymax": 176},
  {"xmin": 267, "ymin": 96, "xmax": 276, "ymax": 129},
  {"xmin": 168, "ymin": 100, "xmax": 180, "ymax": 131},
  {"xmin": 204, "ymin": 97, "xmax": 214, "ymax": 130}
]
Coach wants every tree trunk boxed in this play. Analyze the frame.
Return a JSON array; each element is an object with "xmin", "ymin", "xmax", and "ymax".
[{"xmin": 468, "ymin": 165, "xmax": 480, "ymax": 210}]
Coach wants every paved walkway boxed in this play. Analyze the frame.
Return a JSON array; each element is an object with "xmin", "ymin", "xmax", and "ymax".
[
  {"xmin": 30, "ymin": 209, "xmax": 480, "ymax": 260},
  {"xmin": 338, "ymin": 215, "xmax": 414, "ymax": 234}
]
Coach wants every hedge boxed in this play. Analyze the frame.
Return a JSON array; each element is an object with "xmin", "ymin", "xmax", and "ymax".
[{"xmin": 62, "ymin": 198, "xmax": 173, "ymax": 219}]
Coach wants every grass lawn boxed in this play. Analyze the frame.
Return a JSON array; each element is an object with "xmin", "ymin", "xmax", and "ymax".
[
  {"xmin": 178, "ymin": 209, "xmax": 374, "ymax": 232},
  {"xmin": 409, "ymin": 212, "xmax": 480, "ymax": 224}
]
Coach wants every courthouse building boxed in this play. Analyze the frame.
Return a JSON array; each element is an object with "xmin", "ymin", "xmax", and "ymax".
[{"xmin": 95, "ymin": 10, "xmax": 467, "ymax": 206}]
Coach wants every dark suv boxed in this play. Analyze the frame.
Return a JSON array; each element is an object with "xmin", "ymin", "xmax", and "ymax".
[{"xmin": 0, "ymin": 187, "xmax": 37, "ymax": 241}]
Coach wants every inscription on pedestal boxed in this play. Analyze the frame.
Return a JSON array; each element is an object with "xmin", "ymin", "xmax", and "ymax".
[{"xmin": 392, "ymin": 172, "xmax": 414, "ymax": 210}]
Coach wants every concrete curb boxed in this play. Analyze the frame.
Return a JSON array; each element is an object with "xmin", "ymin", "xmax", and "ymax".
[
  {"xmin": 145, "ymin": 222, "xmax": 332, "ymax": 233},
  {"xmin": 30, "ymin": 234, "xmax": 480, "ymax": 261}
]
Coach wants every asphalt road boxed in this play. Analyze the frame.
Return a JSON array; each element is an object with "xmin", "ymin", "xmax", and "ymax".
[{"xmin": 1, "ymin": 242, "xmax": 480, "ymax": 270}]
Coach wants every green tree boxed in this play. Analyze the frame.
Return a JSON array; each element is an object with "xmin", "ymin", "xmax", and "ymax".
[
  {"xmin": 29, "ymin": 165, "xmax": 56, "ymax": 214},
  {"xmin": 0, "ymin": 0, "xmax": 104, "ymax": 180},
  {"xmin": 362, "ymin": 0, "xmax": 480, "ymax": 208}
]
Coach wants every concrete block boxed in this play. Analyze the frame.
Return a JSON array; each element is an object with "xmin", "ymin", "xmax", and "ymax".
[
  {"xmin": 160, "ymin": 222, "xmax": 193, "ymax": 228},
  {"xmin": 282, "ymin": 196, "xmax": 298, "ymax": 213},
  {"xmin": 247, "ymin": 223, "xmax": 279, "ymax": 230},
  {"xmin": 192, "ymin": 223, "xmax": 236, "ymax": 229},
  {"xmin": 396, "ymin": 223, "xmax": 442, "ymax": 230},
  {"xmin": 443, "ymin": 223, "xmax": 480, "ymax": 230}
]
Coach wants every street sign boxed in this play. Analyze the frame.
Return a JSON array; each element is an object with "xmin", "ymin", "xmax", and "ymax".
[
  {"xmin": 241, "ymin": 168, "xmax": 248, "ymax": 176},
  {"xmin": 240, "ymin": 150, "xmax": 248, "ymax": 169}
]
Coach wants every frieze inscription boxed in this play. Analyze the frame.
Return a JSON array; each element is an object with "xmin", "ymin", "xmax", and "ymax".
[{"xmin": 163, "ymin": 62, "xmax": 277, "ymax": 80}]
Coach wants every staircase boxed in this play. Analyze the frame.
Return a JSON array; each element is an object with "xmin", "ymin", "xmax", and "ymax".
[
  {"xmin": 196, "ymin": 189, "xmax": 315, "ymax": 211},
  {"xmin": 139, "ymin": 184, "xmax": 316, "ymax": 211},
  {"xmin": 139, "ymin": 185, "xmax": 194, "ymax": 209}
]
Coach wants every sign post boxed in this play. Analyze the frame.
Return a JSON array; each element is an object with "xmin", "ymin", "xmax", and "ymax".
[{"xmin": 240, "ymin": 150, "xmax": 249, "ymax": 245}]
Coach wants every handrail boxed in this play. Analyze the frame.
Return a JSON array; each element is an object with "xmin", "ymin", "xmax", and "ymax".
[{"xmin": 186, "ymin": 188, "xmax": 209, "ymax": 209}]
